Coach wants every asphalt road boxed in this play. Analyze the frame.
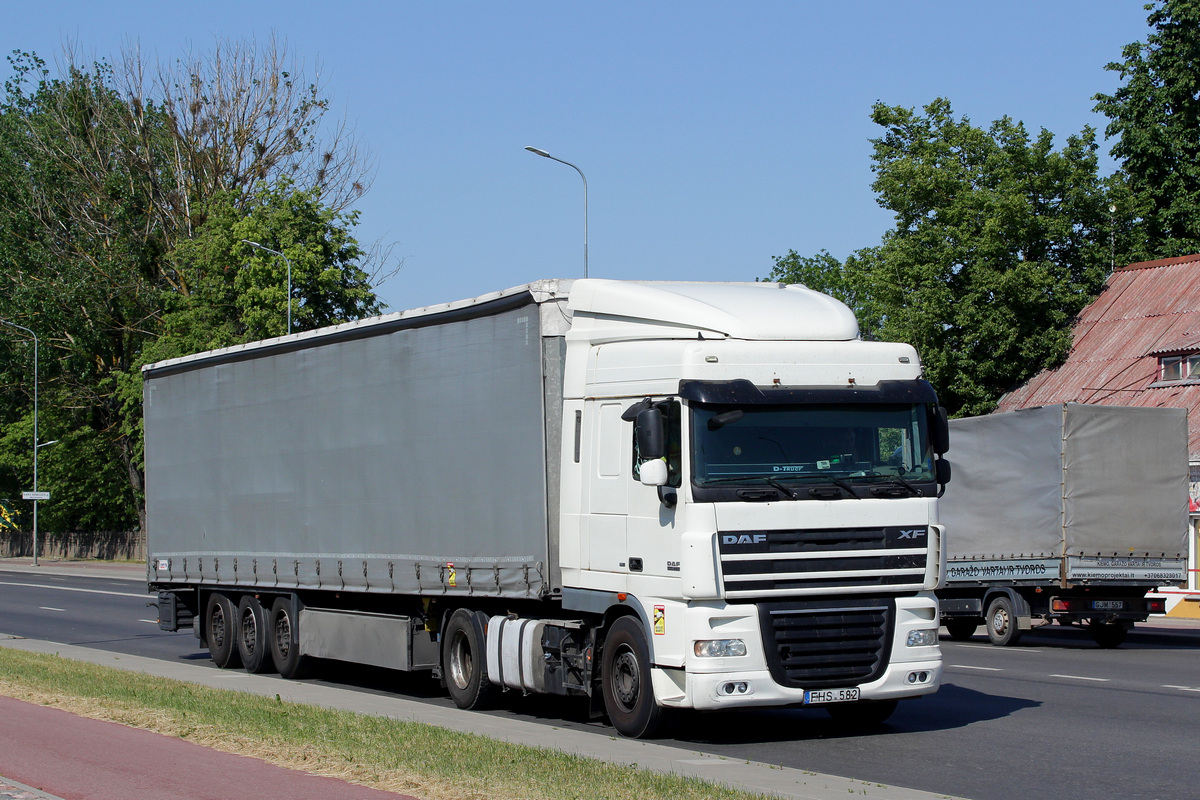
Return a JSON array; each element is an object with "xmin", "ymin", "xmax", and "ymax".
[{"xmin": 2, "ymin": 567, "xmax": 1198, "ymax": 800}]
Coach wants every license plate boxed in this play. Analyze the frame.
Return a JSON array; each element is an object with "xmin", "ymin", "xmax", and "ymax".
[
  {"xmin": 804, "ymin": 687, "xmax": 860, "ymax": 705},
  {"xmin": 1091, "ymin": 600, "xmax": 1125, "ymax": 610}
]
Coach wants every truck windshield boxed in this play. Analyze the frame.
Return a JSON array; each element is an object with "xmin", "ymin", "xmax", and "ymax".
[{"xmin": 691, "ymin": 403, "xmax": 934, "ymax": 489}]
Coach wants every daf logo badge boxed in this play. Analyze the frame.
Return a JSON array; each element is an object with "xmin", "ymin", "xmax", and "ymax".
[{"xmin": 722, "ymin": 534, "xmax": 767, "ymax": 545}]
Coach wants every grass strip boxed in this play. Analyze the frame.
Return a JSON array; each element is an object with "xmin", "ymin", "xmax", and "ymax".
[{"xmin": 0, "ymin": 647, "xmax": 782, "ymax": 800}]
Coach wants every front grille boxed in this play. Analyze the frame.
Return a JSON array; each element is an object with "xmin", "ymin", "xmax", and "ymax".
[
  {"xmin": 718, "ymin": 527, "xmax": 929, "ymax": 598},
  {"xmin": 758, "ymin": 597, "xmax": 894, "ymax": 689}
]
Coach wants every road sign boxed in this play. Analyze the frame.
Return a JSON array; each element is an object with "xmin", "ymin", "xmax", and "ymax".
[{"xmin": 21, "ymin": 491, "xmax": 50, "ymax": 501}]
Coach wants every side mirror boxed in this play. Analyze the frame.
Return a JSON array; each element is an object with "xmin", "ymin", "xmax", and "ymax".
[
  {"xmin": 639, "ymin": 458, "xmax": 669, "ymax": 487},
  {"xmin": 635, "ymin": 408, "xmax": 665, "ymax": 460},
  {"xmin": 930, "ymin": 406, "xmax": 950, "ymax": 455},
  {"xmin": 936, "ymin": 458, "xmax": 951, "ymax": 486}
]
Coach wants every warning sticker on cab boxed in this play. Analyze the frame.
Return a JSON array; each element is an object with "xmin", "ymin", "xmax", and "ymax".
[{"xmin": 653, "ymin": 605, "xmax": 665, "ymax": 635}]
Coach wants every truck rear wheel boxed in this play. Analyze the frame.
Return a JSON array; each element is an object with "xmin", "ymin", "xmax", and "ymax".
[
  {"xmin": 442, "ymin": 609, "xmax": 495, "ymax": 710},
  {"xmin": 985, "ymin": 596, "xmax": 1022, "ymax": 646},
  {"xmin": 1089, "ymin": 621, "xmax": 1127, "ymax": 649},
  {"xmin": 205, "ymin": 592, "xmax": 242, "ymax": 669},
  {"xmin": 601, "ymin": 616, "xmax": 664, "ymax": 739},
  {"xmin": 944, "ymin": 620, "xmax": 979, "ymax": 641},
  {"xmin": 269, "ymin": 597, "xmax": 310, "ymax": 678},
  {"xmin": 236, "ymin": 595, "xmax": 272, "ymax": 673}
]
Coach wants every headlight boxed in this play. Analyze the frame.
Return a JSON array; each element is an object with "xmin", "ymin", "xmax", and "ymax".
[
  {"xmin": 906, "ymin": 628, "xmax": 938, "ymax": 647},
  {"xmin": 694, "ymin": 639, "xmax": 747, "ymax": 658}
]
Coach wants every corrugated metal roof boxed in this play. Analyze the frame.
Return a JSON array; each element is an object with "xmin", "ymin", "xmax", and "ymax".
[{"xmin": 995, "ymin": 254, "xmax": 1200, "ymax": 459}]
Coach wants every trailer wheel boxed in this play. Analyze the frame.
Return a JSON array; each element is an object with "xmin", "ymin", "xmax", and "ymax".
[
  {"xmin": 827, "ymin": 699, "xmax": 899, "ymax": 728},
  {"xmin": 236, "ymin": 595, "xmax": 272, "ymax": 673},
  {"xmin": 601, "ymin": 616, "xmax": 664, "ymax": 739},
  {"xmin": 269, "ymin": 597, "xmax": 310, "ymax": 679},
  {"xmin": 944, "ymin": 620, "xmax": 979, "ymax": 641},
  {"xmin": 1089, "ymin": 621, "xmax": 1127, "ymax": 649},
  {"xmin": 205, "ymin": 592, "xmax": 242, "ymax": 669},
  {"xmin": 442, "ymin": 609, "xmax": 495, "ymax": 710},
  {"xmin": 985, "ymin": 596, "xmax": 1022, "ymax": 646}
]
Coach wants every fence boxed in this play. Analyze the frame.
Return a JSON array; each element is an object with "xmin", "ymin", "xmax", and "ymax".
[{"xmin": 0, "ymin": 530, "xmax": 145, "ymax": 561}]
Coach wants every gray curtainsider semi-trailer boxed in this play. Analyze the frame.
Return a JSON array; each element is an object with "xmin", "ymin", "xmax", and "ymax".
[{"xmin": 148, "ymin": 278, "xmax": 951, "ymax": 736}]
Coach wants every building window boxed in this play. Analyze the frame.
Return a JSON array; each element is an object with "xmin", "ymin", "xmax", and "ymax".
[{"xmin": 1160, "ymin": 354, "xmax": 1200, "ymax": 382}]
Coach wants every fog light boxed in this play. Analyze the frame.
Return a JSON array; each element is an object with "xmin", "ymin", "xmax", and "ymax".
[
  {"xmin": 906, "ymin": 628, "xmax": 938, "ymax": 647},
  {"xmin": 907, "ymin": 671, "xmax": 931, "ymax": 684},
  {"xmin": 717, "ymin": 681, "xmax": 751, "ymax": 696},
  {"xmin": 694, "ymin": 639, "xmax": 748, "ymax": 658}
]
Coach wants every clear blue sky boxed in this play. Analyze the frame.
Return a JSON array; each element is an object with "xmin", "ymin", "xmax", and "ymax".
[{"xmin": 7, "ymin": 2, "xmax": 1152, "ymax": 313}]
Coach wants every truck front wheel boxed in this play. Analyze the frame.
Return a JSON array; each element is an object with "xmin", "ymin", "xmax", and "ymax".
[
  {"xmin": 985, "ymin": 596, "xmax": 1022, "ymax": 646},
  {"xmin": 205, "ymin": 592, "xmax": 242, "ymax": 669},
  {"xmin": 442, "ymin": 609, "xmax": 496, "ymax": 710},
  {"xmin": 601, "ymin": 616, "xmax": 664, "ymax": 739}
]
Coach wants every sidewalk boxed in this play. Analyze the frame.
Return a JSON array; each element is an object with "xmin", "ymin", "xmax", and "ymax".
[{"xmin": 0, "ymin": 696, "xmax": 419, "ymax": 800}]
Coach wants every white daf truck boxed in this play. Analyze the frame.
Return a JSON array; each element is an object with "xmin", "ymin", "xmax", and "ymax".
[{"xmin": 147, "ymin": 279, "xmax": 950, "ymax": 737}]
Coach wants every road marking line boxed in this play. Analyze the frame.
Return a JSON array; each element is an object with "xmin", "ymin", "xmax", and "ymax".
[
  {"xmin": 38, "ymin": 607, "xmax": 66, "ymax": 612},
  {"xmin": 0, "ymin": 580, "xmax": 146, "ymax": 599},
  {"xmin": 1163, "ymin": 685, "xmax": 1200, "ymax": 693},
  {"xmin": 951, "ymin": 664, "xmax": 1003, "ymax": 671},
  {"xmin": 138, "ymin": 619, "xmax": 160, "ymax": 624},
  {"xmin": 957, "ymin": 644, "xmax": 1041, "ymax": 653},
  {"xmin": 1050, "ymin": 674, "xmax": 1109, "ymax": 682}
]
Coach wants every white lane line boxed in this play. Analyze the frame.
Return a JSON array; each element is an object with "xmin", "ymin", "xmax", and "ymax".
[
  {"xmin": 38, "ymin": 607, "xmax": 66, "ymax": 612},
  {"xmin": 957, "ymin": 644, "xmax": 1041, "ymax": 653},
  {"xmin": 138, "ymin": 619, "xmax": 160, "ymax": 624},
  {"xmin": 0, "ymin": 580, "xmax": 146, "ymax": 599},
  {"xmin": 1050, "ymin": 674, "xmax": 1110, "ymax": 682},
  {"xmin": 1163, "ymin": 685, "xmax": 1200, "ymax": 693},
  {"xmin": 951, "ymin": 664, "xmax": 1004, "ymax": 671}
]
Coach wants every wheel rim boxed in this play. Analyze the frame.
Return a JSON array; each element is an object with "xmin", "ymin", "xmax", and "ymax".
[
  {"xmin": 611, "ymin": 646, "xmax": 640, "ymax": 711},
  {"xmin": 274, "ymin": 611, "xmax": 291, "ymax": 659},
  {"xmin": 992, "ymin": 607, "xmax": 1010, "ymax": 636},
  {"xmin": 210, "ymin": 604, "xmax": 226, "ymax": 649},
  {"xmin": 241, "ymin": 607, "xmax": 258, "ymax": 655},
  {"xmin": 449, "ymin": 630, "xmax": 472, "ymax": 690}
]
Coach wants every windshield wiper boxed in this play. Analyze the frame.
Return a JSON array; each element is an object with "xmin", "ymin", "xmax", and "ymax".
[
  {"xmin": 854, "ymin": 472, "xmax": 924, "ymax": 497},
  {"xmin": 700, "ymin": 475, "xmax": 799, "ymax": 499},
  {"xmin": 805, "ymin": 476, "xmax": 860, "ymax": 500}
]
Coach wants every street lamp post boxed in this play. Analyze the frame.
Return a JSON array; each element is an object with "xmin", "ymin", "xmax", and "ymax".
[
  {"xmin": 0, "ymin": 319, "xmax": 43, "ymax": 566},
  {"xmin": 524, "ymin": 146, "xmax": 589, "ymax": 279},
  {"xmin": 241, "ymin": 240, "xmax": 294, "ymax": 333}
]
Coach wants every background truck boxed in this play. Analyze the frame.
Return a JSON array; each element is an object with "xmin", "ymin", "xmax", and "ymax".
[
  {"xmin": 147, "ymin": 278, "xmax": 951, "ymax": 737},
  {"xmin": 937, "ymin": 402, "xmax": 1189, "ymax": 647}
]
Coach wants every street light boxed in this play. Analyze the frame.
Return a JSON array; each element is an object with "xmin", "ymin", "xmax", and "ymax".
[
  {"xmin": 0, "ymin": 319, "xmax": 44, "ymax": 566},
  {"xmin": 525, "ymin": 146, "xmax": 589, "ymax": 279},
  {"xmin": 241, "ymin": 240, "xmax": 294, "ymax": 333}
]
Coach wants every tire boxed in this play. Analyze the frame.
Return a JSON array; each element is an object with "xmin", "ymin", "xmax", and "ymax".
[
  {"xmin": 944, "ymin": 619, "xmax": 979, "ymax": 641},
  {"xmin": 205, "ymin": 592, "xmax": 242, "ymax": 669},
  {"xmin": 1089, "ymin": 621, "xmax": 1127, "ymax": 649},
  {"xmin": 985, "ymin": 596, "xmax": 1022, "ymax": 646},
  {"xmin": 601, "ymin": 616, "xmax": 664, "ymax": 739},
  {"xmin": 827, "ymin": 699, "xmax": 899, "ymax": 728},
  {"xmin": 236, "ymin": 595, "xmax": 272, "ymax": 673},
  {"xmin": 442, "ymin": 609, "xmax": 496, "ymax": 710},
  {"xmin": 269, "ymin": 597, "xmax": 310, "ymax": 679}
]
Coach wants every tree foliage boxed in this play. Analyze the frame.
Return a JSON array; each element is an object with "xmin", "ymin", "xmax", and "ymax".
[
  {"xmin": 770, "ymin": 100, "xmax": 1114, "ymax": 417},
  {"xmin": 0, "ymin": 41, "xmax": 382, "ymax": 535},
  {"xmin": 1094, "ymin": 0, "xmax": 1200, "ymax": 260}
]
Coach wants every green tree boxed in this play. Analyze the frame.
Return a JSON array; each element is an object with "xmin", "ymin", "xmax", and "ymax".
[
  {"xmin": 0, "ymin": 42, "xmax": 383, "ymax": 536},
  {"xmin": 1094, "ymin": 0, "xmax": 1200, "ymax": 259},
  {"xmin": 769, "ymin": 100, "xmax": 1112, "ymax": 417}
]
